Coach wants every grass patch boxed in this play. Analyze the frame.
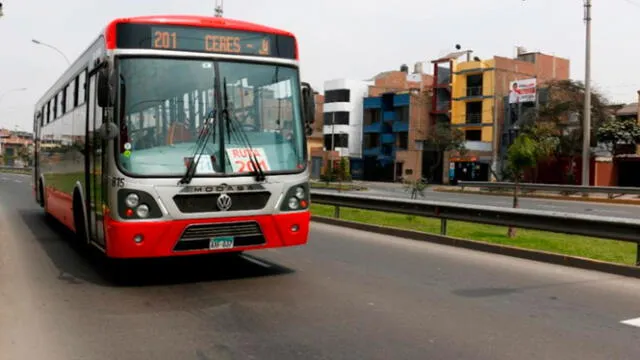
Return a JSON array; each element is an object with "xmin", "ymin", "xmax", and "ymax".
[
  {"xmin": 310, "ymin": 182, "xmax": 367, "ymax": 191},
  {"xmin": 311, "ymin": 204, "xmax": 637, "ymax": 266}
]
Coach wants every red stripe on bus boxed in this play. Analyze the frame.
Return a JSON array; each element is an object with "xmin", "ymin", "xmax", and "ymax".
[{"xmin": 45, "ymin": 187, "xmax": 76, "ymax": 232}]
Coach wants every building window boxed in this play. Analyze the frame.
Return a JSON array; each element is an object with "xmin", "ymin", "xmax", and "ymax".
[
  {"xmin": 325, "ymin": 89, "xmax": 350, "ymax": 103},
  {"xmin": 324, "ymin": 133, "xmax": 349, "ymax": 150},
  {"xmin": 466, "ymin": 74, "xmax": 483, "ymax": 97},
  {"xmin": 364, "ymin": 133, "xmax": 380, "ymax": 148},
  {"xmin": 395, "ymin": 106, "xmax": 409, "ymax": 122},
  {"xmin": 465, "ymin": 130, "xmax": 482, "ymax": 141},
  {"xmin": 363, "ymin": 109, "xmax": 380, "ymax": 126},
  {"xmin": 324, "ymin": 111, "xmax": 349, "ymax": 125},
  {"xmin": 397, "ymin": 132, "xmax": 408, "ymax": 149},
  {"xmin": 465, "ymin": 101, "xmax": 482, "ymax": 124}
]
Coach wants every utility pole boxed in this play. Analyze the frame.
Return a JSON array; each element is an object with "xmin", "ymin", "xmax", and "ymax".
[
  {"xmin": 581, "ymin": 0, "xmax": 592, "ymax": 186},
  {"xmin": 214, "ymin": 0, "xmax": 224, "ymax": 17}
]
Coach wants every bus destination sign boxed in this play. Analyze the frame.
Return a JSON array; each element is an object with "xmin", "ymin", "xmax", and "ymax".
[{"xmin": 115, "ymin": 23, "xmax": 296, "ymax": 59}]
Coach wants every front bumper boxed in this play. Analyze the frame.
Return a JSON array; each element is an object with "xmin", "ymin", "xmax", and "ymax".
[{"xmin": 103, "ymin": 210, "xmax": 310, "ymax": 258}]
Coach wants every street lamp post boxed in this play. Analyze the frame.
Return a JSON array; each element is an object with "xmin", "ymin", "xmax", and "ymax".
[
  {"xmin": 31, "ymin": 39, "xmax": 71, "ymax": 65},
  {"xmin": 581, "ymin": 0, "xmax": 592, "ymax": 187}
]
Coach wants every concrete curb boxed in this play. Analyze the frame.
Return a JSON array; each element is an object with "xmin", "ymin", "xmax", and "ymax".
[
  {"xmin": 433, "ymin": 187, "xmax": 640, "ymax": 206},
  {"xmin": 312, "ymin": 216, "xmax": 640, "ymax": 279}
]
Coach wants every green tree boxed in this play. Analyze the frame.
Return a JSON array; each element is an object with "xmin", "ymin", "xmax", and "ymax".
[
  {"xmin": 523, "ymin": 79, "xmax": 610, "ymax": 183},
  {"xmin": 423, "ymin": 122, "xmax": 466, "ymax": 183},
  {"xmin": 596, "ymin": 117, "xmax": 640, "ymax": 156},
  {"xmin": 506, "ymin": 133, "xmax": 554, "ymax": 238}
]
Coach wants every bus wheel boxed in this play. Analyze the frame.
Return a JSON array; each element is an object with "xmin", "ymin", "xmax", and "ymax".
[{"xmin": 106, "ymin": 259, "xmax": 133, "ymax": 286}]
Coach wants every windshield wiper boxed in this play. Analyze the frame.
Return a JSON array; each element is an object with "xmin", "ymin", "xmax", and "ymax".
[
  {"xmin": 178, "ymin": 108, "xmax": 217, "ymax": 185},
  {"xmin": 221, "ymin": 77, "xmax": 266, "ymax": 182}
]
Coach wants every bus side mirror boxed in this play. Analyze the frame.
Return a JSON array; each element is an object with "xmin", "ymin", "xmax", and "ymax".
[
  {"xmin": 98, "ymin": 122, "xmax": 119, "ymax": 141},
  {"xmin": 97, "ymin": 69, "xmax": 110, "ymax": 108},
  {"xmin": 301, "ymin": 82, "xmax": 315, "ymax": 124}
]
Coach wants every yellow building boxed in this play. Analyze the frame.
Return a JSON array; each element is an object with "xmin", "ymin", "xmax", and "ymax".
[{"xmin": 450, "ymin": 58, "xmax": 496, "ymax": 146}]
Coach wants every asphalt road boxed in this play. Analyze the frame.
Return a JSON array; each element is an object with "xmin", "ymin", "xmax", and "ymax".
[
  {"xmin": 3, "ymin": 172, "xmax": 640, "ymax": 359},
  {"xmin": 349, "ymin": 181, "xmax": 640, "ymax": 219}
]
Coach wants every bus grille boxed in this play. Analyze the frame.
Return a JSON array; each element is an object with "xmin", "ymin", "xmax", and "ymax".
[
  {"xmin": 173, "ymin": 221, "xmax": 266, "ymax": 252},
  {"xmin": 173, "ymin": 192, "xmax": 271, "ymax": 213}
]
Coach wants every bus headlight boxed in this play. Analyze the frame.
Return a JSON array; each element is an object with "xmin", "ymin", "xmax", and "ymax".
[
  {"xmin": 294, "ymin": 186, "xmax": 305, "ymax": 199},
  {"xmin": 125, "ymin": 193, "xmax": 140, "ymax": 208},
  {"xmin": 136, "ymin": 204, "xmax": 150, "ymax": 218},
  {"xmin": 287, "ymin": 197, "xmax": 299, "ymax": 210}
]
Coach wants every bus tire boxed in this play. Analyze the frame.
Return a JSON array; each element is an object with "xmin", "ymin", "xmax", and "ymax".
[
  {"xmin": 73, "ymin": 191, "xmax": 88, "ymax": 248},
  {"xmin": 106, "ymin": 259, "xmax": 133, "ymax": 286}
]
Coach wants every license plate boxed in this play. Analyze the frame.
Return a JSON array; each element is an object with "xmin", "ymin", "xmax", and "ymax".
[{"xmin": 209, "ymin": 236, "xmax": 234, "ymax": 250}]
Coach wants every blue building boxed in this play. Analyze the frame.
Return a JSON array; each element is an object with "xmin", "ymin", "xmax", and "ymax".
[{"xmin": 361, "ymin": 91, "xmax": 420, "ymax": 182}]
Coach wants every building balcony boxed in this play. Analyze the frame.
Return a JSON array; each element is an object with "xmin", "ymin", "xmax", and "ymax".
[
  {"xmin": 363, "ymin": 122, "xmax": 383, "ymax": 133},
  {"xmin": 392, "ymin": 121, "xmax": 409, "ymax": 132},
  {"xmin": 465, "ymin": 86, "xmax": 483, "ymax": 97},
  {"xmin": 383, "ymin": 111, "xmax": 396, "ymax": 122},
  {"xmin": 435, "ymin": 101, "xmax": 451, "ymax": 112},
  {"xmin": 393, "ymin": 93, "xmax": 410, "ymax": 107},
  {"xmin": 465, "ymin": 113, "xmax": 482, "ymax": 124},
  {"xmin": 363, "ymin": 147, "xmax": 382, "ymax": 157},
  {"xmin": 464, "ymin": 141, "xmax": 492, "ymax": 152},
  {"xmin": 363, "ymin": 97, "xmax": 382, "ymax": 109},
  {"xmin": 381, "ymin": 133, "xmax": 395, "ymax": 144}
]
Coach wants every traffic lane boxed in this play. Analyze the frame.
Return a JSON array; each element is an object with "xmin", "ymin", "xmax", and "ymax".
[
  {"xmin": 0, "ymin": 176, "xmax": 471, "ymax": 359},
  {"xmin": 4, "ymin": 176, "xmax": 640, "ymax": 359},
  {"xmin": 353, "ymin": 186, "xmax": 640, "ymax": 219},
  {"xmin": 268, "ymin": 223, "xmax": 640, "ymax": 359}
]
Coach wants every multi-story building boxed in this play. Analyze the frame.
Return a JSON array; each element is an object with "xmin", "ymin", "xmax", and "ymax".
[
  {"xmin": 307, "ymin": 92, "xmax": 325, "ymax": 156},
  {"xmin": 322, "ymin": 78, "xmax": 371, "ymax": 158},
  {"xmin": 360, "ymin": 63, "xmax": 434, "ymax": 182},
  {"xmin": 0, "ymin": 129, "xmax": 34, "ymax": 166},
  {"xmin": 448, "ymin": 48, "xmax": 570, "ymax": 182}
]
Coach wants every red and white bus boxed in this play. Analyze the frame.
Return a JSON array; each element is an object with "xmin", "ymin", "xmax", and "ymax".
[{"xmin": 33, "ymin": 15, "xmax": 315, "ymax": 259}]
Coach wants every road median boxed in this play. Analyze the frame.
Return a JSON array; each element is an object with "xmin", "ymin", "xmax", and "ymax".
[{"xmin": 310, "ymin": 204, "xmax": 640, "ymax": 277}]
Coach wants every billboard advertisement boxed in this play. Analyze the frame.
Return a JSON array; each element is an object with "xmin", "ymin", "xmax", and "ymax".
[{"xmin": 508, "ymin": 78, "xmax": 537, "ymax": 104}]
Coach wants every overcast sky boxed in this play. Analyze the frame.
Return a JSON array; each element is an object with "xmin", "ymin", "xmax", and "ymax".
[{"xmin": 0, "ymin": 0, "xmax": 638, "ymax": 132}]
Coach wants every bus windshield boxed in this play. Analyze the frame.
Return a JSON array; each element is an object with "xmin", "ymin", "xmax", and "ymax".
[{"xmin": 115, "ymin": 57, "xmax": 306, "ymax": 178}]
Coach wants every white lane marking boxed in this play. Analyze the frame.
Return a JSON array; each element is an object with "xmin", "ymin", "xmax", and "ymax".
[
  {"xmin": 620, "ymin": 317, "xmax": 640, "ymax": 327},
  {"xmin": 240, "ymin": 254, "xmax": 272, "ymax": 268},
  {"xmin": 13, "ymin": 179, "xmax": 22, "ymax": 183}
]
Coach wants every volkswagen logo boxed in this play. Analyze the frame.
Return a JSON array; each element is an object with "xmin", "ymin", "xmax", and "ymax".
[{"xmin": 216, "ymin": 193, "xmax": 232, "ymax": 211}]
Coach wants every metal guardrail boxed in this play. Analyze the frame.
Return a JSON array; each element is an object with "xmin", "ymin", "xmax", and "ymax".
[
  {"xmin": 457, "ymin": 181, "xmax": 640, "ymax": 199},
  {"xmin": 310, "ymin": 191, "xmax": 640, "ymax": 265},
  {"xmin": 0, "ymin": 165, "xmax": 32, "ymax": 171}
]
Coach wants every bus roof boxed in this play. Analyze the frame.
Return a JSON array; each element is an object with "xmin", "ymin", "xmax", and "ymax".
[{"xmin": 104, "ymin": 15, "xmax": 297, "ymax": 50}]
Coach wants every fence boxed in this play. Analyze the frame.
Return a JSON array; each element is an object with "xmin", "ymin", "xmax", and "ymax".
[
  {"xmin": 457, "ymin": 181, "xmax": 640, "ymax": 199},
  {"xmin": 309, "ymin": 191, "xmax": 640, "ymax": 265}
]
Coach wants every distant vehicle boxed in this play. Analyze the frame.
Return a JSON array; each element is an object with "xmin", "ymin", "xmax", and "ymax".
[{"xmin": 32, "ymin": 15, "xmax": 315, "ymax": 260}]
